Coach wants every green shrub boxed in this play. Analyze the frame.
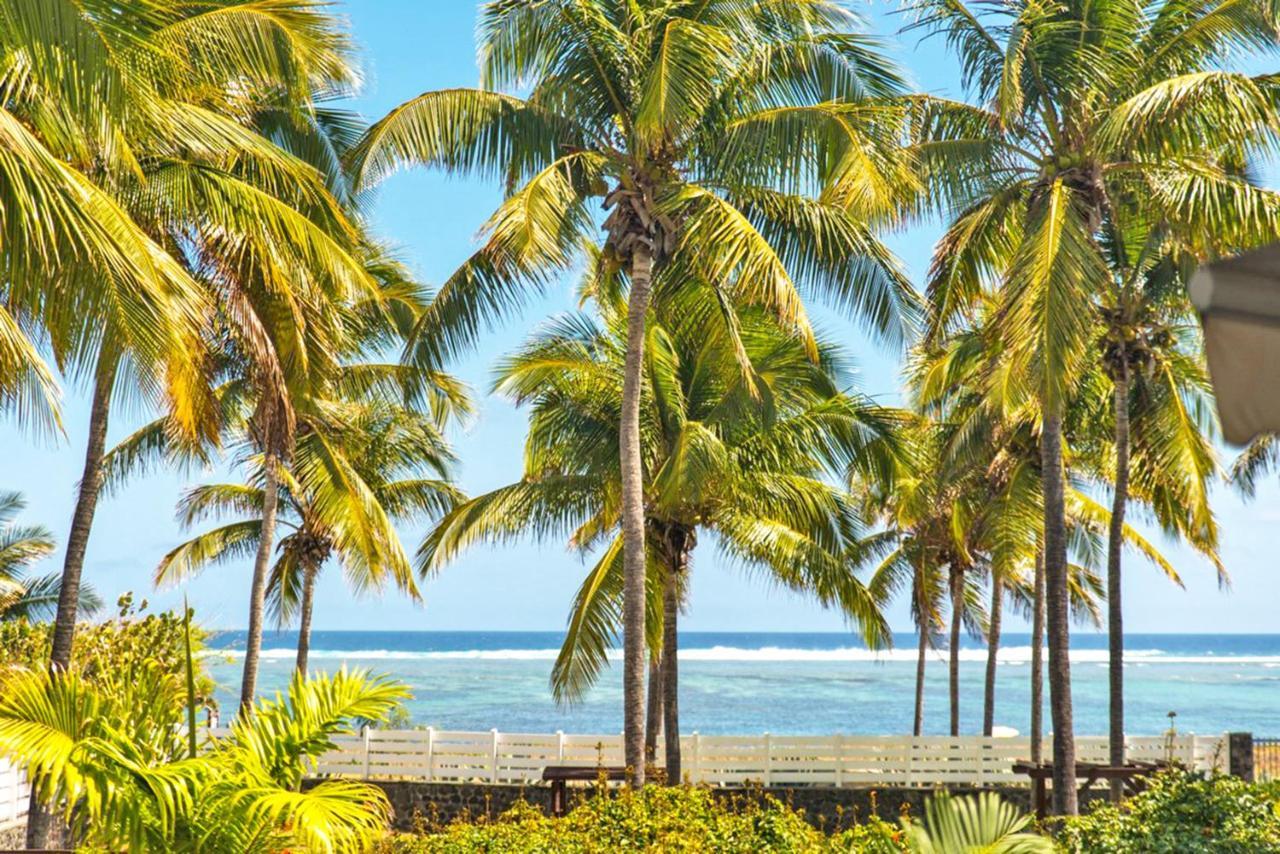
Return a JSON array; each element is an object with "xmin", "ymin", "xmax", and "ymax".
[
  {"xmin": 376, "ymin": 784, "xmax": 1068, "ymax": 853},
  {"xmin": 0, "ymin": 592, "xmax": 217, "ymax": 711},
  {"xmin": 376, "ymin": 786, "xmax": 869, "ymax": 853},
  {"xmin": 1058, "ymin": 770, "xmax": 1280, "ymax": 853}
]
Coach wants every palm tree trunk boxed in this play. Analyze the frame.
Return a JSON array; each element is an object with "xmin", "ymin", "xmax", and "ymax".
[
  {"xmin": 662, "ymin": 538, "xmax": 684, "ymax": 784},
  {"xmin": 983, "ymin": 574, "xmax": 1003, "ymax": 737},
  {"xmin": 295, "ymin": 562, "xmax": 318, "ymax": 675},
  {"xmin": 27, "ymin": 357, "xmax": 117, "ymax": 850},
  {"xmin": 1030, "ymin": 548, "xmax": 1045, "ymax": 765},
  {"xmin": 49, "ymin": 357, "xmax": 118, "ymax": 672},
  {"xmin": 1107, "ymin": 358, "xmax": 1131, "ymax": 802},
  {"xmin": 1041, "ymin": 406, "xmax": 1077, "ymax": 815},
  {"xmin": 645, "ymin": 657, "xmax": 663, "ymax": 765},
  {"xmin": 240, "ymin": 451, "xmax": 281, "ymax": 716},
  {"xmin": 620, "ymin": 242, "xmax": 654, "ymax": 787},
  {"xmin": 949, "ymin": 564, "xmax": 963, "ymax": 737},
  {"xmin": 914, "ymin": 620, "xmax": 928, "ymax": 737}
]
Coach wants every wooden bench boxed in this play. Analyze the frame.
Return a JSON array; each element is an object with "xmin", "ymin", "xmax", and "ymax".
[
  {"xmin": 541, "ymin": 765, "xmax": 628, "ymax": 817},
  {"xmin": 1013, "ymin": 760, "xmax": 1168, "ymax": 819}
]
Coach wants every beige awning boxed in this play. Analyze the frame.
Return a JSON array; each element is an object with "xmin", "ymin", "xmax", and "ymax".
[{"xmin": 1191, "ymin": 243, "xmax": 1280, "ymax": 445}]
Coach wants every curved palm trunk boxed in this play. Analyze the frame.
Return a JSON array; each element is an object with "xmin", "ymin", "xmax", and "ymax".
[
  {"xmin": 913, "ymin": 621, "xmax": 928, "ymax": 737},
  {"xmin": 1030, "ymin": 549, "xmax": 1045, "ymax": 765},
  {"xmin": 295, "ymin": 562, "xmax": 319, "ymax": 675},
  {"xmin": 1041, "ymin": 407, "xmax": 1077, "ymax": 815},
  {"xmin": 645, "ymin": 657, "xmax": 663, "ymax": 765},
  {"xmin": 662, "ymin": 538, "xmax": 684, "ymax": 784},
  {"xmin": 240, "ymin": 452, "xmax": 281, "ymax": 716},
  {"xmin": 1107, "ymin": 359, "xmax": 1131, "ymax": 802},
  {"xmin": 983, "ymin": 575, "xmax": 1003, "ymax": 737},
  {"xmin": 27, "ymin": 357, "xmax": 117, "ymax": 850},
  {"xmin": 620, "ymin": 243, "xmax": 654, "ymax": 787},
  {"xmin": 948, "ymin": 564, "xmax": 963, "ymax": 737}
]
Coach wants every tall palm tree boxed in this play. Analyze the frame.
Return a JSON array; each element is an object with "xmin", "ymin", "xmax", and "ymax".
[
  {"xmin": 350, "ymin": 1, "xmax": 919, "ymax": 781},
  {"xmin": 420, "ymin": 283, "xmax": 902, "ymax": 782},
  {"xmin": 154, "ymin": 400, "xmax": 461, "ymax": 676},
  {"xmin": 911, "ymin": 0, "xmax": 1279, "ymax": 810},
  {"xmin": 893, "ymin": 315, "xmax": 1191, "ymax": 739},
  {"xmin": 103, "ymin": 247, "xmax": 466, "ymax": 695},
  {"xmin": 860, "ymin": 418, "xmax": 982, "ymax": 737},
  {"xmin": 2, "ymin": 5, "xmax": 373, "ymax": 772}
]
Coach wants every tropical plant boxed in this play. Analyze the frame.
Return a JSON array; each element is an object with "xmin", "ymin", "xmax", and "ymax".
[
  {"xmin": 350, "ymin": 0, "xmax": 922, "ymax": 781},
  {"xmin": 907, "ymin": 793, "xmax": 1053, "ymax": 854},
  {"xmin": 154, "ymin": 399, "xmax": 462, "ymax": 675},
  {"xmin": 0, "ymin": 661, "xmax": 405, "ymax": 853},
  {"xmin": 909, "ymin": 0, "xmax": 1279, "ymax": 806},
  {"xmin": 420, "ymin": 283, "xmax": 902, "ymax": 781},
  {"xmin": 0, "ymin": 491, "xmax": 101, "ymax": 622}
]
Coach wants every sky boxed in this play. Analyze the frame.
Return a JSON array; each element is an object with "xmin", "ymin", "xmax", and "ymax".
[{"xmin": 4, "ymin": 0, "xmax": 1280, "ymax": 637}]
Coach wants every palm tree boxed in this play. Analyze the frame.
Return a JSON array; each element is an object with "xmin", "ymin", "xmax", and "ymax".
[
  {"xmin": 420, "ymin": 282, "xmax": 902, "ymax": 782},
  {"xmin": 888, "ymin": 315, "xmax": 1191, "ymax": 739},
  {"xmin": 1, "ymin": 10, "xmax": 374, "ymax": 794},
  {"xmin": 0, "ymin": 492, "xmax": 101, "ymax": 622},
  {"xmin": 911, "ymin": 0, "xmax": 1279, "ymax": 809},
  {"xmin": 860, "ymin": 418, "xmax": 981, "ymax": 737},
  {"xmin": 155, "ymin": 400, "xmax": 462, "ymax": 676},
  {"xmin": 350, "ymin": 1, "xmax": 919, "ymax": 782}
]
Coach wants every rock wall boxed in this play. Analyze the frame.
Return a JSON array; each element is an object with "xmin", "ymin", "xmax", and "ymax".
[{"xmin": 365, "ymin": 780, "xmax": 1110, "ymax": 832}]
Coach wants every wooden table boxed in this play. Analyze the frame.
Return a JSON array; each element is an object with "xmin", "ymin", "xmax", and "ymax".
[
  {"xmin": 1013, "ymin": 761, "xmax": 1168, "ymax": 819},
  {"xmin": 541, "ymin": 765, "xmax": 628, "ymax": 816}
]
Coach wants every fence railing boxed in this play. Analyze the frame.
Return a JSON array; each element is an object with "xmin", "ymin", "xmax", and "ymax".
[
  {"xmin": 208, "ymin": 728, "xmax": 1226, "ymax": 787},
  {"xmin": 0, "ymin": 729, "xmax": 1230, "ymax": 831},
  {"xmin": 0, "ymin": 758, "xmax": 27, "ymax": 832},
  {"xmin": 1256, "ymin": 736, "xmax": 1280, "ymax": 781}
]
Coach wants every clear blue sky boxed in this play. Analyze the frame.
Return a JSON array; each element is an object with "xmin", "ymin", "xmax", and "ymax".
[{"xmin": 4, "ymin": 1, "xmax": 1278, "ymax": 636}]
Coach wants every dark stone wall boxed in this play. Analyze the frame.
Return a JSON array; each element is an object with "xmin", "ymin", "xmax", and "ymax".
[
  {"xmin": 361, "ymin": 780, "xmax": 1110, "ymax": 832},
  {"xmin": 0, "ymin": 820, "xmax": 74, "ymax": 852}
]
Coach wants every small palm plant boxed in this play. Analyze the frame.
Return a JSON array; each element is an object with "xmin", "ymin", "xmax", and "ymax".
[
  {"xmin": 0, "ymin": 491, "xmax": 100, "ymax": 622},
  {"xmin": 906, "ymin": 793, "xmax": 1053, "ymax": 853},
  {"xmin": 0, "ymin": 663, "xmax": 405, "ymax": 852}
]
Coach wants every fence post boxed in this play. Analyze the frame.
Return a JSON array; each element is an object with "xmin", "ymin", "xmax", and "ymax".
[
  {"xmin": 763, "ymin": 732, "xmax": 772, "ymax": 787},
  {"xmin": 690, "ymin": 732, "xmax": 700, "ymax": 783},
  {"xmin": 834, "ymin": 734, "xmax": 843, "ymax": 788},
  {"xmin": 557, "ymin": 730, "xmax": 565, "ymax": 763},
  {"xmin": 490, "ymin": 729, "xmax": 501, "ymax": 783},
  {"xmin": 425, "ymin": 727, "xmax": 435, "ymax": 782},
  {"xmin": 362, "ymin": 726, "xmax": 372, "ymax": 779},
  {"xmin": 1228, "ymin": 732, "xmax": 1255, "ymax": 782}
]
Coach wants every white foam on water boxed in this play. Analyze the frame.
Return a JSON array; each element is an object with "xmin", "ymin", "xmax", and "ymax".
[{"xmin": 208, "ymin": 645, "xmax": 1280, "ymax": 665}]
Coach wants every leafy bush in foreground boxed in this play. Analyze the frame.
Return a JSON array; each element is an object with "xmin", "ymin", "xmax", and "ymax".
[
  {"xmin": 1058, "ymin": 770, "xmax": 1280, "ymax": 853},
  {"xmin": 377, "ymin": 786, "xmax": 1052, "ymax": 853},
  {"xmin": 0, "ymin": 664, "xmax": 406, "ymax": 853}
]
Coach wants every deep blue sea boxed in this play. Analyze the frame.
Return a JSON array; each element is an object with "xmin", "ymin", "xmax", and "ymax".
[{"xmin": 204, "ymin": 631, "xmax": 1280, "ymax": 738}]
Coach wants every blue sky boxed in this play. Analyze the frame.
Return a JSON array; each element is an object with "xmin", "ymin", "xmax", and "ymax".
[{"xmin": 4, "ymin": 1, "xmax": 1279, "ymax": 636}]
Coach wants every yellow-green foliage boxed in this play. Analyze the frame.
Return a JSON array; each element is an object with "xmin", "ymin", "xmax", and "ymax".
[
  {"xmin": 0, "ymin": 593, "xmax": 217, "ymax": 707},
  {"xmin": 377, "ymin": 786, "xmax": 907, "ymax": 854}
]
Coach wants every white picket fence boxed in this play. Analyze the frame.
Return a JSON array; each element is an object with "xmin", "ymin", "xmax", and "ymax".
[
  {"xmin": 0, "ymin": 729, "xmax": 1226, "ymax": 826},
  {"xmin": 0, "ymin": 757, "xmax": 27, "ymax": 833},
  {"xmin": 207, "ymin": 728, "xmax": 1225, "ymax": 787}
]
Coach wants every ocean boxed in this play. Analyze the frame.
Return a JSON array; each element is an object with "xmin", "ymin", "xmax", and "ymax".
[{"xmin": 204, "ymin": 631, "xmax": 1280, "ymax": 738}]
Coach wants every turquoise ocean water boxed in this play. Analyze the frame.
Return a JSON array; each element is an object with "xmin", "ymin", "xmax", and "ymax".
[{"xmin": 204, "ymin": 632, "xmax": 1280, "ymax": 737}]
